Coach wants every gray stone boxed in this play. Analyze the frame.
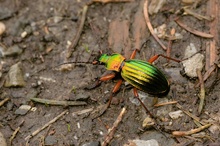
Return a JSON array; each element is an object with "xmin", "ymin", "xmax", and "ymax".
[
  {"xmin": 15, "ymin": 105, "xmax": 31, "ymax": 115},
  {"xmin": 4, "ymin": 62, "xmax": 25, "ymax": 87}
]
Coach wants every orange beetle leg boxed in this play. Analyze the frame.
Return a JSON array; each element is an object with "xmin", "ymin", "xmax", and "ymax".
[
  {"xmin": 148, "ymin": 54, "xmax": 181, "ymax": 64},
  {"xmin": 107, "ymin": 79, "xmax": 123, "ymax": 107},
  {"xmin": 133, "ymin": 88, "xmax": 154, "ymax": 118}
]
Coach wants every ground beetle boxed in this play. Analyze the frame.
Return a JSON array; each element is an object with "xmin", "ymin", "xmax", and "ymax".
[{"xmin": 91, "ymin": 49, "xmax": 180, "ymax": 117}]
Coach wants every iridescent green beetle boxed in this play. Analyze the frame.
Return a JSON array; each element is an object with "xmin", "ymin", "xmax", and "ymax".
[
  {"xmin": 92, "ymin": 49, "xmax": 180, "ymax": 117},
  {"xmin": 98, "ymin": 53, "xmax": 169, "ymax": 96}
]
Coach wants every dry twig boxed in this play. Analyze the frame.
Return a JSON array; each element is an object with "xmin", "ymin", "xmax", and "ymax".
[
  {"xmin": 195, "ymin": 65, "xmax": 216, "ymax": 88},
  {"xmin": 66, "ymin": 5, "xmax": 88, "ymax": 58},
  {"xmin": 25, "ymin": 110, "xmax": 68, "ymax": 141},
  {"xmin": 175, "ymin": 19, "xmax": 213, "ymax": 38},
  {"xmin": 10, "ymin": 120, "xmax": 24, "ymax": 145},
  {"xmin": 102, "ymin": 107, "xmax": 126, "ymax": 146},
  {"xmin": 0, "ymin": 97, "xmax": 10, "ymax": 107},
  {"xmin": 143, "ymin": 0, "xmax": 167, "ymax": 50},
  {"xmin": 30, "ymin": 97, "xmax": 87, "ymax": 106},
  {"xmin": 205, "ymin": 0, "xmax": 219, "ymax": 70},
  {"xmin": 72, "ymin": 107, "xmax": 94, "ymax": 116},
  {"xmin": 166, "ymin": 28, "xmax": 175, "ymax": 62},
  {"xmin": 172, "ymin": 123, "xmax": 212, "ymax": 136},
  {"xmin": 183, "ymin": 7, "xmax": 214, "ymax": 21},
  {"xmin": 10, "ymin": 127, "xmax": 20, "ymax": 145},
  {"xmin": 154, "ymin": 100, "xmax": 178, "ymax": 107},
  {"xmin": 196, "ymin": 69, "xmax": 205, "ymax": 115}
]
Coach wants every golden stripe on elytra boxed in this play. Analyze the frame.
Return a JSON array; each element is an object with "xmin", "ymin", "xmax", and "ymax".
[
  {"xmin": 125, "ymin": 62, "xmax": 156, "ymax": 77},
  {"xmin": 122, "ymin": 66, "xmax": 152, "ymax": 84}
]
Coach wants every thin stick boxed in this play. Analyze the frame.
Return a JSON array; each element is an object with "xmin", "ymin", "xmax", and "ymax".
[
  {"xmin": 197, "ymin": 69, "xmax": 205, "ymax": 115},
  {"xmin": 172, "ymin": 123, "xmax": 212, "ymax": 136},
  {"xmin": 9, "ymin": 127, "xmax": 20, "ymax": 145},
  {"xmin": 25, "ymin": 110, "xmax": 68, "ymax": 141},
  {"xmin": 166, "ymin": 28, "xmax": 175, "ymax": 62},
  {"xmin": 66, "ymin": 5, "xmax": 88, "ymax": 58},
  {"xmin": 143, "ymin": 0, "xmax": 167, "ymax": 51},
  {"xmin": 206, "ymin": 0, "xmax": 218, "ymax": 70},
  {"xmin": 195, "ymin": 65, "xmax": 216, "ymax": 87},
  {"xmin": 183, "ymin": 7, "xmax": 214, "ymax": 21},
  {"xmin": 154, "ymin": 101, "xmax": 178, "ymax": 107},
  {"xmin": 102, "ymin": 107, "xmax": 126, "ymax": 146},
  {"xmin": 0, "ymin": 97, "xmax": 10, "ymax": 107},
  {"xmin": 30, "ymin": 97, "xmax": 87, "ymax": 106},
  {"xmin": 72, "ymin": 107, "xmax": 94, "ymax": 116},
  {"xmin": 175, "ymin": 19, "xmax": 213, "ymax": 38}
]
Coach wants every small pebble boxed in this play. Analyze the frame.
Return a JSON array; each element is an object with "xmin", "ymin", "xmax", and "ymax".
[
  {"xmin": 21, "ymin": 31, "xmax": 28, "ymax": 38},
  {"xmin": 169, "ymin": 110, "xmax": 184, "ymax": 119},
  {"xmin": 82, "ymin": 141, "xmax": 100, "ymax": 146},
  {"xmin": 0, "ymin": 45, "xmax": 23, "ymax": 57},
  {"xmin": 182, "ymin": 53, "xmax": 204, "ymax": 78},
  {"xmin": 0, "ymin": 22, "xmax": 6, "ymax": 35},
  {"xmin": 184, "ymin": 43, "xmax": 197, "ymax": 58},
  {"xmin": 128, "ymin": 139, "xmax": 159, "ymax": 146},
  {"xmin": 0, "ymin": 7, "xmax": 13, "ymax": 20},
  {"xmin": 15, "ymin": 105, "xmax": 31, "ymax": 115},
  {"xmin": 4, "ymin": 62, "xmax": 26, "ymax": 87}
]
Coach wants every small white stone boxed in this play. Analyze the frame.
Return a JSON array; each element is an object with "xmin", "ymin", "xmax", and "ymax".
[
  {"xmin": 184, "ymin": 43, "xmax": 197, "ymax": 58},
  {"xmin": 73, "ymin": 135, "xmax": 78, "ymax": 140},
  {"xmin": 0, "ymin": 22, "xmax": 6, "ymax": 35},
  {"xmin": 15, "ymin": 105, "xmax": 31, "ymax": 115},
  {"xmin": 21, "ymin": 31, "xmax": 28, "ymax": 38},
  {"xmin": 169, "ymin": 110, "xmax": 184, "ymax": 119},
  {"xmin": 77, "ymin": 122, "xmax": 80, "ymax": 129},
  {"xmin": 182, "ymin": 53, "xmax": 204, "ymax": 78},
  {"xmin": 30, "ymin": 107, "xmax": 37, "ymax": 112},
  {"xmin": 132, "ymin": 139, "xmax": 159, "ymax": 146}
]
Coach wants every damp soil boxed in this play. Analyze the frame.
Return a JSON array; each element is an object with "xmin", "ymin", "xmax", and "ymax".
[{"xmin": 0, "ymin": 0, "xmax": 220, "ymax": 146}]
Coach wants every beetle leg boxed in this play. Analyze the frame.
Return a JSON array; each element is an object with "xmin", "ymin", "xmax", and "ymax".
[
  {"xmin": 91, "ymin": 79, "xmax": 123, "ymax": 119},
  {"xmin": 133, "ymin": 88, "xmax": 154, "ymax": 118},
  {"xmin": 99, "ymin": 73, "xmax": 116, "ymax": 81},
  {"xmin": 130, "ymin": 49, "xmax": 140, "ymax": 59},
  {"xmin": 107, "ymin": 79, "xmax": 123, "ymax": 107},
  {"xmin": 148, "ymin": 54, "xmax": 181, "ymax": 64},
  {"xmin": 86, "ymin": 73, "xmax": 116, "ymax": 89}
]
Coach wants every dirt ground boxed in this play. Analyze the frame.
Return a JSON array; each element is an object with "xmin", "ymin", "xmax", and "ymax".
[{"xmin": 0, "ymin": 0, "xmax": 220, "ymax": 146}]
